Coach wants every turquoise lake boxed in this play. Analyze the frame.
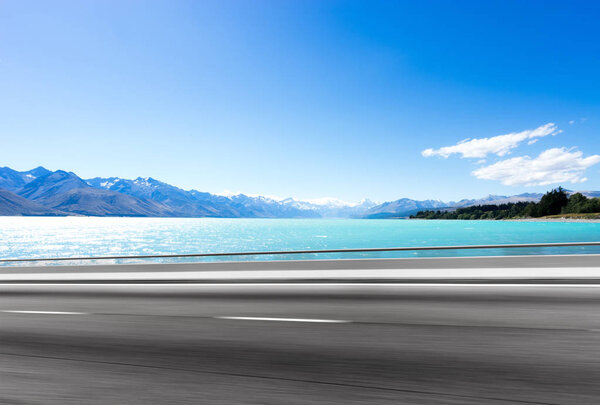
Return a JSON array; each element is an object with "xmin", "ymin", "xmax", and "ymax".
[{"xmin": 1, "ymin": 217, "xmax": 599, "ymax": 265}]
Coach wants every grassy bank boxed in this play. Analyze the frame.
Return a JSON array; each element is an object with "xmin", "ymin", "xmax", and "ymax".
[{"xmin": 543, "ymin": 213, "xmax": 600, "ymax": 220}]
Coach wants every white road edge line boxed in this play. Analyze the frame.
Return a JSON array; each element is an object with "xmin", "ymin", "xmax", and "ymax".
[
  {"xmin": 214, "ymin": 316, "xmax": 351, "ymax": 323},
  {"xmin": 3, "ymin": 283, "xmax": 600, "ymax": 288},
  {"xmin": 1, "ymin": 310, "xmax": 87, "ymax": 315}
]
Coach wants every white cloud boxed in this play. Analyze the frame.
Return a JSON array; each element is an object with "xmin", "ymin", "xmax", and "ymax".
[
  {"xmin": 422, "ymin": 123, "xmax": 559, "ymax": 159},
  {"xmin": 569, "ymin": 120, "xmax": 575, "ymax": 125},
  {"xmin": 472, "ymin": 148, "xmax": 600, "ymax": 186}
]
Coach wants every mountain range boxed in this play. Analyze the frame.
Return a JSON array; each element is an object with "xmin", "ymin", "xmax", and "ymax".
[{"xmin": 0, "ymin": 166, "xmax": 596, "ymax": 218}]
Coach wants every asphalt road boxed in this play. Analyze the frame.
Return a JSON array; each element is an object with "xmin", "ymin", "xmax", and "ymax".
[{"xmin": 2, "ymin": 283, "xmax": 600, "ymax": 404}]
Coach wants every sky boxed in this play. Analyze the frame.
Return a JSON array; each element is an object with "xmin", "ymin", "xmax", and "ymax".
[{"xmin": 1, "ymin": 1, "xmax": 599, "ymax": 203}]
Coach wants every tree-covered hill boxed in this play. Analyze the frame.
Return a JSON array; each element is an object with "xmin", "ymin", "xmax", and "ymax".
[{"xmin": 411, "ymin": 188, "xmax": 600, "ymax": 220}]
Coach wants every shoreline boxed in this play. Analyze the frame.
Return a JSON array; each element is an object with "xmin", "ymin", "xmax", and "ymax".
[
  {"xmin": 506, "ymin": 217, "xmax": 600, "ymax": 223},
  {"xmin": 409, "ymin": 217, "xmax": 600, "ymax": 223},
  {"xmin": 408, "ymin": 217, "xmax": 600, "ymax": 223}
]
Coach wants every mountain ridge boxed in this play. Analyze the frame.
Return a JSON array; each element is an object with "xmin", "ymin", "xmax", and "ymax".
[
  {"xmin": 0, "ymin": 166, "xmax": 52, "ymax": 192},
  {"xmin": 0, "ymin": 188, "xmax": 66, "ymax": 216},
  {"xmin": 1, "ymin": 166, "xmax": 598, "ymax": 218}
]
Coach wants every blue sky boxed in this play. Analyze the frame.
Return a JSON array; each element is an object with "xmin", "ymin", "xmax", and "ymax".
[{"xmin": 1, "ymin": 1, "xmax": 599, "ymax": 202}]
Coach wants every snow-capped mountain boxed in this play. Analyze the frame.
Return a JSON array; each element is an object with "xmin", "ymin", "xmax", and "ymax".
[
  {"xmin": 281, "ymin": 197, "xmax": 378, "ymax": 218},
  {"xmin": 364, "ymin": 198, "xmax": 449, "ymax": 218},
  {"xmin": 2, "ymin": 165, "xmax": 599, "ymax": 218},
  {"xmin": 88, "ymin": 176, "xmax": 318, "ymax": 218},
  {"xmin": 0, "ymin": 166, "xmax": 52, "ymax": 192}
]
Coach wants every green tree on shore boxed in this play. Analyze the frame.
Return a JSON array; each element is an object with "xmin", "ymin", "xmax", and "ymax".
[{"xmin": 537, "ymin": 187, "xmax": 569, "ymax": 216}]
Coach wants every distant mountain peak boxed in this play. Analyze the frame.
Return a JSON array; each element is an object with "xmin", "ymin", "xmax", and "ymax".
[
  {"xmin": 0, "ymin": 166, "xmax": 53, "ymax": 192},
  {"xmin": 16, "ymin": 169, "xmax": 90, "ymax": 203},
  {"xmin": 26, "ymin": 166, "xmax": 51, "ymax": 176}
]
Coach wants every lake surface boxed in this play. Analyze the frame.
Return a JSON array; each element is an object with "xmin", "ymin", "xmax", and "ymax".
[{"xmin": 1, "ymin": 217, "xmax": 599, "ymax": 266}]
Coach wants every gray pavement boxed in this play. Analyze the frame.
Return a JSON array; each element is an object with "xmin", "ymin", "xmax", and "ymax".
[
  {"xmin": 2, "ymin": 282, "xmax": 600, "ymax": 404},
  {"xmin": 1, "ymin": 255, "xmax": 600, "ymax": 286},
  {"xmin": 2, "ymin": 254, "xmax": 600, "ymax": 274}
]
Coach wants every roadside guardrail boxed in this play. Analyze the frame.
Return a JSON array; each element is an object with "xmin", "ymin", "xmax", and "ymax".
[{"xmin": 2, "ymin": 241, "xmax": 600, "ymax": 263}]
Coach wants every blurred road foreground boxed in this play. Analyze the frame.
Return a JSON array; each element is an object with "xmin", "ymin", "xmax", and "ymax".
[{"xmin": 1, "ymin": 254, "xmax": 600, "ymax": 404}]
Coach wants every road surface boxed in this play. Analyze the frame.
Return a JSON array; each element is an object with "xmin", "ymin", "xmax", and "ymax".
[
  {"xmin": 1, "ymin": 256, "xmax": 600, "ymax": 404},
  {"xmin": 2, "ymin": 284, "xmax": 600, "ymax": 404}
]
